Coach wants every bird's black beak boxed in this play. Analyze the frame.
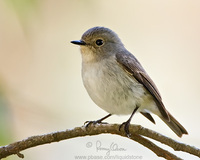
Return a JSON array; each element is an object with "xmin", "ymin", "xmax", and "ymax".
[{"xmin": 71, "ymin": 40, "xmax": 86, "ymax": 45}]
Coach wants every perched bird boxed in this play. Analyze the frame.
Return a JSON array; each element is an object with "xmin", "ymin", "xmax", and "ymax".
[{"xmin": 71, "ymin": 26, "xmax": 188, "ymax": 137}]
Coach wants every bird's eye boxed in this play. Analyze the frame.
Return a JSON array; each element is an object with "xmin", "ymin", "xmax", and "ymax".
[{"xmin": 96, "ymin": 39, "xmax": 104, "ymax": 46}]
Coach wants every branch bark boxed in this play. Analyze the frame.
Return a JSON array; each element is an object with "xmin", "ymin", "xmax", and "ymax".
[{"xmin": 0, "ymin": 124, "xmax": 199, "ymax": 159}]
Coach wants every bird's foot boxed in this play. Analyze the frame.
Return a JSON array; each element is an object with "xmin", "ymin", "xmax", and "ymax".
[
  {"xmin": 119, "ymin": 106, "xmax": 139, "ymax": 137},
  {"xmin": 119, "ymin": 120, "xmax": 131, "ymax": 138},
  {"xmin": 84, "ymin": 114, "xmax": 112, "ymax": 128},
  {"xmin": 84, "ymin": 120, "xmax": 108, "ymax": 128}
]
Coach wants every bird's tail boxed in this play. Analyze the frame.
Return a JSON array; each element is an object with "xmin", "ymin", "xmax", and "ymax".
[{"xmin": 160, "ymin": 112, "xmax": 188, "ymax": 137}]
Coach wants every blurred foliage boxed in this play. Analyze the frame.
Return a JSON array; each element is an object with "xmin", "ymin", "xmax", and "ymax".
[
  {"xmin": 0, "ymin": 80, "xmax": 12, "ymax": 145},
  {"xmin": 5, "ymin": 0, "xmax": 40, "ymax": 18},
  {"xmin": 0, "ymin": 0, "xmax": 41, "ymax": 145},
  {"xmin": 5, "ymin": 0, "xmax": 40, "ymax": 34}
]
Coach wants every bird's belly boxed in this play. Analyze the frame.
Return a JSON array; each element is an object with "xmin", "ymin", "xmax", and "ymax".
[{"xmin": 82, "ymin": 61, "xmax": 155, "ymax": 115}]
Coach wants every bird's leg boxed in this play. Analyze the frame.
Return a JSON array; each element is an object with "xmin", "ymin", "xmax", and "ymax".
[
  {"xmin": 84, "ymin": 114, "xmax": 112, "ymax": 128},
  {"xmin": 119, "ymin": 106, "xmax": 139, "ymax": 137}
]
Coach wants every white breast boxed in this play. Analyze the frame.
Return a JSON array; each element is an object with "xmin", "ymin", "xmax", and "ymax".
[{"xmin": 81, "ymin": 55, "xmax": 153, "ymax": 115}]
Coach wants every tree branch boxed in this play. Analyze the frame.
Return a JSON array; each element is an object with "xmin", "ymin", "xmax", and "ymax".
[{"xmin": 0, "ymin": 124, "xmax": 199, "ymax": 159}]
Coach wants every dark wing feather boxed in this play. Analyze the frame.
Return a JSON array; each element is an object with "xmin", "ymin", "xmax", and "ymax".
[
  {"xmin": 140, "ymin": 112, "xmax": 155, "ymax": 124},
  {"xmin": 116, "ymin": 51, "xmax": 169, "ymax": 121}
]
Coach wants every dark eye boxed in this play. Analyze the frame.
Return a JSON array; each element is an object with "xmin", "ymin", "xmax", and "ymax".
[{"xmin": 96, "ymin": 39, "xmax": 104, "ymax": 46}]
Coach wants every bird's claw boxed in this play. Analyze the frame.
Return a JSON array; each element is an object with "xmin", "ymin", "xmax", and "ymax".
[
  {"xmin": 119, "ymin": 121, "xmax": 131, "ymax": 138},
  {"xmin": 84, "ymin": 120, "xmax": 108, "ymax": 128}
]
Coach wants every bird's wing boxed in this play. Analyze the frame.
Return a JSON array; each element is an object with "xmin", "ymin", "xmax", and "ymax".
[
  {"xmin": 116, "ymin": 51, "xmax": 169, "ymax": 121},
  {"xmin": 140, "ymin": 112, "xmax": 155, "ymax": 124}
]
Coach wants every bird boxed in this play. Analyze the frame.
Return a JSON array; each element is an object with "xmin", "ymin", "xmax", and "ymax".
[{"xmin": 71, "ymin": 26, "xmax": 188, "ymax": 137}]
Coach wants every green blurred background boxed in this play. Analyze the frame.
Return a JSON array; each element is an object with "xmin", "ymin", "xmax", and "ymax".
[{"xmin": 0, "ymin": 0, "xmax": 200, "ymax": 159}]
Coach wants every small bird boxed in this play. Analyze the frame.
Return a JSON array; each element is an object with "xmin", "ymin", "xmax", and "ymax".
[{"xmin": 71, "ymin": 26, "xmax": 188, "ymax": 137}]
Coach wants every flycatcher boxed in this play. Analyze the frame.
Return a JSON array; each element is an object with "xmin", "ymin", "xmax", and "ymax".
[{"xmin": 71, "ymin": 26, "xmax": 188, "ymax": 137}]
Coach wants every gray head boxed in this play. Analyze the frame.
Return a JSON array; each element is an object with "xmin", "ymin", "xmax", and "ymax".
[{"xmin": 71, "ymin": 27, "xmax": 124, "ymax": 62}]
